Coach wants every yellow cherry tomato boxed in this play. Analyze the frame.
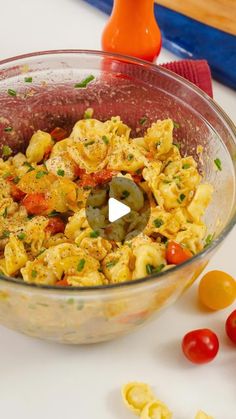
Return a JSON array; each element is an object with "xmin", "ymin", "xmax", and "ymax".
[{"xmin": 199, "ymin": 270, "xmax": 236, "ymax": 310}]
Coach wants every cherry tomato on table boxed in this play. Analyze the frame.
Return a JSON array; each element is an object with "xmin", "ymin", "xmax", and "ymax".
[
  {"xmin": 225, "ymin": 310, "xmax": 236, "ymax": 344},
  {"xmin": 199, "ymin": 270, "xmax": 236, "ymax": 310},
  {"xmin": 166, "ymin": 241, "xmax": 192, "ymax": 265},
  {"xmin": 182, "ymin": 329, "xmax": 219, "ymax": 364}
]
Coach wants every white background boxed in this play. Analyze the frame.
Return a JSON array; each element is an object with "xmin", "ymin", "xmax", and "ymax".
[{"xmin": 0, "ymin": 1, "xmax": 236, "ymax": 418}]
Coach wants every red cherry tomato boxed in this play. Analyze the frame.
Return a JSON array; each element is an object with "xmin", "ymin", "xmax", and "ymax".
[
  {"xmin": 166, "ymin": 241, "xmax": 192, "ymax": 265},
  {"xmin": 79, "ymin": 169, "xmax": 116, "ymax": 187},
  {"xmin": 22, "ymin": 193, "xmax": 49, "ymax": 215},
  {"xmin": 6, "ymin": 176, "xmax": 26, "ymax": 201},
  {"xmin": 55, "ymin": 277, "xmax": 70, "ymax": 287},
  {"xmin": 182, "ymin": 329, "xmax": 219, "ymax": 364},
  {"xmin": 225, "ymin": 310, "xmax": 236, "ymax": 344},
  {"xmin": 45, "ymin": 217, "xmax": 65, "ymax": 235},
  {"xmin": 74, "ymin": 165, "xmax": 86, "ymax": 179},
  {"xmin": 50, "ymin": 127, "xmax": 67, "ymax": 142}
]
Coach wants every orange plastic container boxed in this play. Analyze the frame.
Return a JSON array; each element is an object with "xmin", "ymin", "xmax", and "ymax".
[{"xmin": 102, "ymin": 0, "xmax": 162, "ymax": 62}]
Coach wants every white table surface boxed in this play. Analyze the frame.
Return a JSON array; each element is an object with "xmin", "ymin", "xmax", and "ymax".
[{"xmin": 1, "ymin": 1, "xmax": 236, "ymax": 418}]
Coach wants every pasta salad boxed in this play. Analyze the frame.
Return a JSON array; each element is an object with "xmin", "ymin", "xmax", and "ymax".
[{"xmin": 0, "ymin": 116, "xmax": 213, "ymax": 287}]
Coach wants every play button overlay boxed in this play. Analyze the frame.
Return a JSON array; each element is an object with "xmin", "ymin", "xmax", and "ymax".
[
  {"xmin": 85, "ymin": 177, "xmax": 151, "ymax": 242},
  {"xmin": 108, "ymin": 198, "xmax": 130, "ymax": 222}
]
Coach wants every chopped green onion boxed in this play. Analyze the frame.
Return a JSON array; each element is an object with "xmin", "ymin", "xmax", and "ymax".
[
  {"xmin": 102, "ymin": 135, "xmax": 109, "ymax": 145},
  {"xmin": 1, "ymin": 230, "xmax": 10, "ymax": 239},
  {"xmin": 67, "ymin": 298, "xmax": 74, "ymax": 305},
  {"xmin": 214, "ymin": 158, "xmax": 222, "ymax": 171},
  {"xmin": 179, "ymin": 193, "xmax": 186, "ymax": 202},
  {"xmin": 36, "ymin": 170, "xmax": 48, "ymax": 179},
  {"xmin": 139, "ymin": 116, "xmax": 148, "ymax": 125},
  {"xmin": 57, "ymin": 169, "xmax": 65, "ymax": 177},
  {"xmin": 23, "ymin": 161, "xmax": 34, "ymax": 172},
  {"xmin": 2, "ymin": 207, "xmax": 7, "ymax": 218},
  {"xmin": 31, "ymin": 270, "xmax": 38, "ymax": 278},
  {"xmin": 7, "ymin": 88, "xmax": 17, "ymax": 97},
  {"xmin": 146, "ymin": 264, "xmax": 154, "ymax": 275},
  {"xmin": 12, "ymin": 176, "xmax": 20, "ymax": 184},
  {"xmin": 173, "ymin": 143, "xmax": 181, "ymax": 149},
  {"xmin": 17, "ymin": 232, "xmax": 26, "ymax": 241},
  {"xmin": 153, "ymin": 218, "xmax": 164, "ymax": 228},
  {"xmin": 121, "ymin": 190, "xmax": 130, "ymax": 199},
  {"xmin": 163, "ymin": 180, "xmax": 171, "ymax": 184},
  {"xmin": 27, "ymin": 214, "xmax": 35, "ymax": 220},
  {"xmin": 48, "ymin": 210, "xmax": 61, "ymax": 218},
  {"xmin": 4, "ymin": 126, "xmax": 13, "ymax": 132},
  {"xmin": 36, "ymin": 248, "xmax": 46, "ymax": 257},
  {"xmin": 204, "ymin": 234, "xmax": 214, "ymax": 247},
  {"xmin": 84, "ymin": 141, "xmax": 95, "ymax": 147},
  {"xmin": 183, "ymin": 163, "xmax": 191, "ymax": 169},
  {"xmin": 146, "ymin": 263, "xmax": 165, "ymax": 275},
  {"xmin": 2, "ymin": 145, "xmax": 12, "ymax": 157},
  {"xmin": 173, "ymin": 122, "xmax": 180, "ymax": 129},
  {"xmin": 74, "ymin": 75, "xmax": 95, "ymax": 88},
  {"xmin": 106, "ymin": 260, "xmax": 117, "ymax": 269},
  {"xmin": 3, "ymin": 172, "xmax": 11, "ymax": 179},
  {"xmin": 90, "ymin": 230, "xmax": 100, "ymax": 238},
  {"xmin": 84, "ymin": 107, "xmax": 94, "ymax": 119},
  {"xmin": 24, "ymin": 77, "xmax": 33, "ymax": 83},
  {"xmin": 155, "ymin": 264, "xmax": 165, "ymax": 273},
  {"xmin": 127, "ymin": 154, "xmax": 134, "ymax": 161},
  {"xmin": 77, "ymin": 258, "xmax": 86, "ymax": 272}
]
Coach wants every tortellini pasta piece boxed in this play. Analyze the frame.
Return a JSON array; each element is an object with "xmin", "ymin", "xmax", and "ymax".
[
  {"xmin": 140, "ymin": 400, "xmax": 172, "ymax": 419},
  {"xmin": 45, "ymin": 152, "xmax": 76, "ymax": 179},
  {"xmin": 70, "ymin": 118, "xmax": 106, "ymax": 142},
  {"xmin": 69, "ymin": 118, "xmax": 111, "ymax": 172},
  {"xmin": 107, "ymin": 136, "xmax": 147, "ymax": 172},
  {"xmin": 26, "ymin": 130, "xmax": 53, "ymax": 163},
  {"xmin": 145, "ymin": 119, "xmax": 173, "ymax": 159},
  {"xmin": 187, "ymin": 184, "xmax": 213, "ymax": 222},
  {"xmin": 133, "ymin": 243, "xmax": 166, "ymax": 280},
  {"xmin": 64, "ymin": 209, "xmax": 90, "ymax": 241},
  {"xmin": 195, "ymin": 411, "xmax": 213, "ymax": 419},
  {"xmin": 143, "ymin": 162, "xmax": 163, "ymax": 205},
  {"xmin": 24, "ymin": 216, "xmax": 49, "ymax": 255},
  {"xmin": 49, "ymin": 178, "xmax": 79, "ymax": 212},
  {"xmin": 18, "ymin": 168, "xmax": 56, "ymax": 194},
  {"xmin": 122, "ymin": 382, "xmax": 155, "ymax": 415},
  {"xmin": 50, "ymin": 138, "xmax": 72, "ymax": 158},
  {"xmin": 102, "ymin": 245, "xmax": 133, "ymax": 283},
  {"xmin": 21, "ymin": 260, "xmax": 57, "ymax": 285},
  {"xmin": 42, "ymin": 243, "xmax": 81, "ymax": 280},
  {"xmin": 4, "ymin": 235, "xmax": 28, "ymax": 275},
  {"xmin": 175, "ymin": 222, "xmax": 207, "ymax": 254},
  {"xmin": 80, "ymin": 236, "xmax": 112, "ymax": 261},
  {"xmin": 66, "ymin": 271, "xmax": 105, "ymax": 287},
  {"xmin": 104, "ymin": 116, "xmax": 131, "ymax": 138}
]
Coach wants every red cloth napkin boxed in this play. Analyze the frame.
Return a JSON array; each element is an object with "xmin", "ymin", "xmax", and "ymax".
[{"xmin": 161, "ymin": 59, "xmax": 213, "ymax": 98}]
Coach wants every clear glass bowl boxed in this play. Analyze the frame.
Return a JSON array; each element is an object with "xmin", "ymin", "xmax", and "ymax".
[{"xmin": 0, "ymin": 50, "xmax": 235, "ymax": 344}]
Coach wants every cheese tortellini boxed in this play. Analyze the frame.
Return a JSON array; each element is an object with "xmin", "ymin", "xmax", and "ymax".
[
  {"xmin": 122, "ymin": 382, "xmax": 213, "ymax": 419},
  {"xmin": 0, "ymin": 115, "xmax": 213, "ymax": 287}
]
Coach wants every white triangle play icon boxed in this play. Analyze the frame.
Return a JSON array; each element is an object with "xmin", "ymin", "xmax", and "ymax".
[{"xmin": 108, "ymin": 198, "xmax": 131, "ymax": 223}]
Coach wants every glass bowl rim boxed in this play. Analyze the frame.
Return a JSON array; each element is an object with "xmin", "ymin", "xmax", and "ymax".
[{"xmin": 0, "ymin": 48, "xmax": 235, "ymax": 293}]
